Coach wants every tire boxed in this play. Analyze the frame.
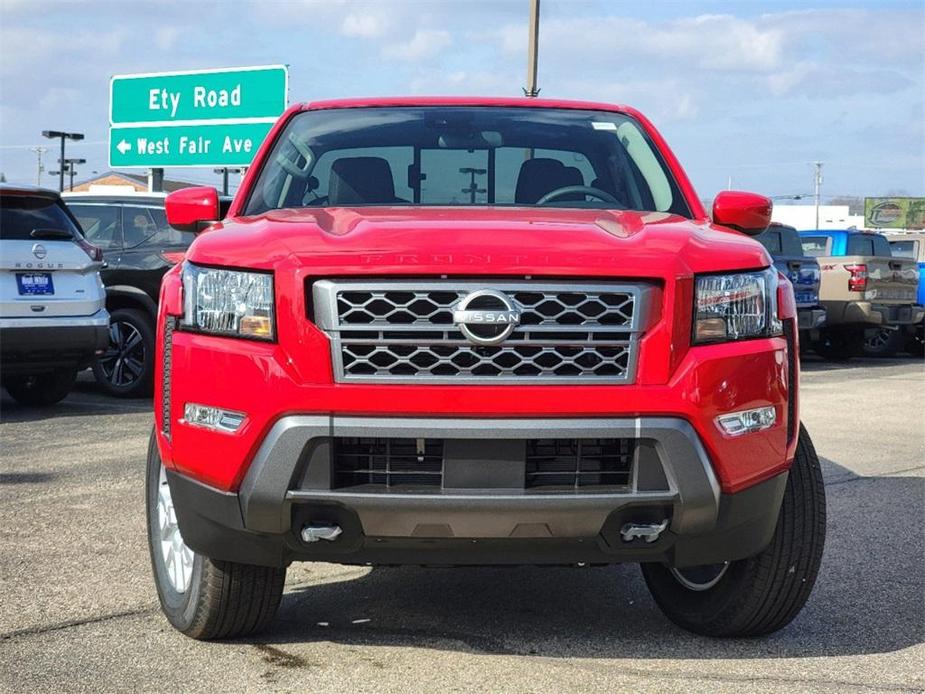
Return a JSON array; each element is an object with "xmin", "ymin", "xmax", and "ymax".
[
  {"xmin": 92, "ymin": 308, "xmax": 155, "ymax": 398},
  {"xmin": 813, "ymin": 327, "xmax": 863, "ymax": 361},
  {"xmin": 862, "ymin": 327, "xmax": 901, "ymax": 357},
  {"xmin": 904, "ymin": 330, "xmax": 924, "ymax": 358},
  {"xmin": 3, "ymin": 368, "xmax": 77, "ymax": 406},
  {"xmin": 146, "ymin": 432, "xmax": 286, "ymax": 640},
  {"xmin": 641, "ymin": 424, "xmax": 826, "ymax": 637}
]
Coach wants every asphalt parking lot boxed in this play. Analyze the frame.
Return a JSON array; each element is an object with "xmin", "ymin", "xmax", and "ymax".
[{"xmin": 1, "ymin": 358, "xmax": 922, "ymax": 693}]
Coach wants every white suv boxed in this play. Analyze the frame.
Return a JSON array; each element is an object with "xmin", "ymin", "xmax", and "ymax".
[{"xmin": 0, "ymin": 184, "xmax": 109, "ymax": 405}]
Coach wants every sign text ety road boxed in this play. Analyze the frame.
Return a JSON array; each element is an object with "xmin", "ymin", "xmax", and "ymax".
[
  {"xmin": 110, "ymin": 65, "xmax": 288, "ymax": 124},
  {"xmin": 109, "ymin": 122, "xmax": 274, "ymax": 167}
]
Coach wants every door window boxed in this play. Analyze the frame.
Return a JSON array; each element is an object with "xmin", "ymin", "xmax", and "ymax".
[{"xmin": 67, "ymin": 203, "xmax": 122, "ymax": 250}]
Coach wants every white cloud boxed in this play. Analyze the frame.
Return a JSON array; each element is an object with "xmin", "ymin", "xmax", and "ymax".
[
  {"xmin": 382, "ymin": 29, "xmax": 452, "ymax": 62},
  {"xmin": 154, "ymin": 26, "xmax": 183, "ymax": 51},
  {"xmin": 341, "ymin": 12, "xmax": 389, "ymax": 38}
]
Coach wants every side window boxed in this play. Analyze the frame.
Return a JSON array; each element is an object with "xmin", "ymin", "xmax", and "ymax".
[
  {"xmin": 889, "ymin": 240, "xmax": 918, "ymax": 259},
  {"xmin": 801, "ymin": 236, "xmax": 830, "ymax": 257},
  {"xmin": 144, "ymin": 208, "xmax": 195, "ymax": 247},
  {"xmin": 871, "ymin": 235, "xmax": 892, "ymax": 257},
  {"xmin": 757, "ymin": 230, "xmax": 782, "ymax": 254},
  {"xmin": 615, "ymin": 122, "xmax": 673, "ymax": 212},
  {"xmin": 68, "ymin": 204, "xmax": 122, "ymax": 250},
  {"xmin": 780, "ymin": 228, "xmax": 805, "ymax": 256},
  {"xmin": 122, "ymin": 207, "xmax": 160, "ymax": 248},
  {"xmin": 847, "ymin": 235, "xmax": 874, "ymax": 256}
]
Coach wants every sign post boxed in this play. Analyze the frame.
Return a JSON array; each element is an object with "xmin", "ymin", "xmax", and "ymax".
[{"xmin": 108, "ymin": 65, "xmax": 288, "ymax": 174}]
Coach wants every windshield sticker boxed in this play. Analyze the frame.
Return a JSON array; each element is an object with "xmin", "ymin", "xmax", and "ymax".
[{"xmin": 591, "ymin": 121, "xmax": 618, "ymax": 131}]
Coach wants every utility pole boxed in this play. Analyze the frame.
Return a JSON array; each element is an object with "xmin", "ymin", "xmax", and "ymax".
[
  {"xmin": 41, "ymin": 130, "xmax": 84, "ymax": 192},
  {"xmin": 29, "ymin": 147, "xmax": 47, "ymax": 186},
  {"xmin": 524, "ymin": 0, "xmax": 540, "ymax": 97},
  {"xmin": 813, "ymin": 161, "xmax": 823, "ymax": 229}
]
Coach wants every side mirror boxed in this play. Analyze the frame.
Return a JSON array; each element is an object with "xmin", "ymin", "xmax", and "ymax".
[
  {"xmin": 165, "ymin": 187, "xmax": 221, "ymax": 233},
  {"xmin": 712, "ymin": 191, "xmax": 772, "ymax": 236}
]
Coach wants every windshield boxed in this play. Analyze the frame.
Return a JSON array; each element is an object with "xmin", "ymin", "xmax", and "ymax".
[{"xmin": 244, "ymin": 107, "xmax": 691, "ymax": 217}]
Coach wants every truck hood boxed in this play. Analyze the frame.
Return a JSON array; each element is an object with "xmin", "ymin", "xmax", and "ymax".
[{"xmin": 185, "ymin": 206, "xmax": 771, "ymax": 278}]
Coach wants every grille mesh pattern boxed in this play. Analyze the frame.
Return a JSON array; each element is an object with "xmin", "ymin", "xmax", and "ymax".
[
  {"xmin": 342, "ymin": 343, "xmax": 629, "ymax": 378},
  {"xmin": 525, "ymin": 438, "xmax": 635, "ymax": 489},
  {"xmin": 333, "ymin": 437, "xmax": 444, "ymax": 489},
  {"xmin": 336, "ymin": 289, "xmax": 635, "ymax": 327},
  {"xmin": 314, "ymin": 281, "xmax": 647, "ymax": 384}
]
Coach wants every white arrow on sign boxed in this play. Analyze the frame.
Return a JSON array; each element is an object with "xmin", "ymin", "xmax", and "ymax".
[{"xmin": 116, "ymin": 139, "xmax": 132, "ymax": 155}]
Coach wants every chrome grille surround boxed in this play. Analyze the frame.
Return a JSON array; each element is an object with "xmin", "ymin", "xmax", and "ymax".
[{"xmin": 312, "ymin": 280, "xmax": 653, "ymax": 384}]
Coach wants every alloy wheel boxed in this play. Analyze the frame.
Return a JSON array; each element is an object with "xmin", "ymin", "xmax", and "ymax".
[
  {"xmin": 98, "ymin": 320, "xmax": 146, "ymax": 387},
  {"xmin": 157, "ymin": 464, "xmax": 194, "ymax": 593},
  {"xmin": 669, "ymin": 562, "xmax": 730, "ymax": 592}
]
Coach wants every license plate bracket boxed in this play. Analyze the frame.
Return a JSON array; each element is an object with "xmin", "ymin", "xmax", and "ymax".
[{"xmin": 15, "ymin": 272, "xmax": 55, "ymax": 296}]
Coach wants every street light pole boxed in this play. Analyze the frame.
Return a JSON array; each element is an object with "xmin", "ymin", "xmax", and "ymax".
[
  {"xmin": 524, "ymin": 0, "xmax": 540, "ymax": 97},
  {"xmin": 64, "ymin": 158, "xmax": 86, "ymax": 191},
  {"xmin": 41, "ymin": 130, "xmax": 84, "ymax": 192}
]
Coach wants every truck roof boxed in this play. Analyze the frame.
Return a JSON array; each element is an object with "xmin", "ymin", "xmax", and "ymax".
[{"xmin": 301, "ymin": 96, "xmax": 639, "ymax": 116}]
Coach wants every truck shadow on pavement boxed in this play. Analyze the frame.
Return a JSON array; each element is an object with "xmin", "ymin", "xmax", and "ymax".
[
  {"xmin": 0, "ymin": 378, "xmax": 152, "ymax": 423},
  {"xmin": 261, "ymin": 455, "xmax": 923, "ymax": 660}
]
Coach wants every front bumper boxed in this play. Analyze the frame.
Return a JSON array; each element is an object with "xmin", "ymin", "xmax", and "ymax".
[
  {"xmin": 0, "ymin": 310, "xmax": 109, "ymax": 372},
  {"xmin": 166, "ymin": 416, "xmax": 789, "ymax": 569}
]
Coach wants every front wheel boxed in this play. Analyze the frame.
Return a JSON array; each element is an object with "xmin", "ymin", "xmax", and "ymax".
[
  {"xmin": 146, "ymin": 433, "xmax": 286, "ymax": 640},
  {"xmin": 641, "ymin": 424, "xmax": 826, "ymax": 637}
]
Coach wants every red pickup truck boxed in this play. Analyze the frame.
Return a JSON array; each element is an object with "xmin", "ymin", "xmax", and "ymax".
[{"xmin": 148, "ymin": 97, "xmax": 825, "ymax": 640}]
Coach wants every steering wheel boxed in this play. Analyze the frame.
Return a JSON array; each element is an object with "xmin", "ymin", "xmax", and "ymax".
[{"xmin": 536, "ymin": 185, "xmax": 620, "ymax": 206}]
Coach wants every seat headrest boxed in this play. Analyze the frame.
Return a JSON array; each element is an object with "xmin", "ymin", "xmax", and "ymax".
[
  {"xmin": 328, "ymin": 157, "xmax": 396, "ymax": 205},
  {"xmin": 515, "ymin": 158, "xmax": 584, "ymax": 204}
]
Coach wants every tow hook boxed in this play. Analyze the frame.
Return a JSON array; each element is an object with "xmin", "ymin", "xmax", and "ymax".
[
  {"xmin": 620, "ymin": 519, "xmax": 669, "ymax": 543},
  {"xmin": 301, "ymin": 523, "xmax": 343, "ymax": 543}
]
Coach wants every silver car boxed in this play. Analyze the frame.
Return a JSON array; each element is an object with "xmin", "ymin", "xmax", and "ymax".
[{"xmin": 0, "ymin": 184, "xmax": 108, "ymax": 405}]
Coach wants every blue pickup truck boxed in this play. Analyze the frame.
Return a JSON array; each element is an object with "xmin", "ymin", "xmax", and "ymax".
[
  {"xmin": 799, "ymin": 229, "xmax": 922, "ymax": 359},
  {"xmin": 755, "ymin": 223, "xmax": 826, "ymax": 347}
]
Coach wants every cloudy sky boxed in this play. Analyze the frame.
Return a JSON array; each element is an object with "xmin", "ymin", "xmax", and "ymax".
[{"xmin": 1, "ymin": 0, "xmax": 922, "ymax": 201}]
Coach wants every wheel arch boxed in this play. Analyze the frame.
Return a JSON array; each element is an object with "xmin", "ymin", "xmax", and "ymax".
[{"xmin": 106, "ymin": 286, "xmax": 157, "ymax": 319}]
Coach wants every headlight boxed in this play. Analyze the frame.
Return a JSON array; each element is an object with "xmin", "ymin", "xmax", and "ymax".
[
  {"xmin": 181, "ymin": 263, "xmax": 275, "ymax": 340},
  {"xmin": 693, "ymin": 268, "xmax": 782, "ymax": 344}
]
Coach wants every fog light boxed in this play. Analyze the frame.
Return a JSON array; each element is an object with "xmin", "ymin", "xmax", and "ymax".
[
  {"xmin": 715, "ymin": 406, "xmax": 776, "ymax": 437},
  {"xmin": 183, "ymin": 403, "xmax": 246, "ymax": 433}
]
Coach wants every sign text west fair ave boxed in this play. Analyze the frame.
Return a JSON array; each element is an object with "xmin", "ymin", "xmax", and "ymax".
[{"xmin": 109, "ymin": 65, "xmax": 288, "ymax": 168}]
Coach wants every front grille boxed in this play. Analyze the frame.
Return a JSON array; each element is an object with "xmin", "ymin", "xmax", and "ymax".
[
  {"xmin": 333, "ymin": 437, "xmax": 444, "ymax": 490},
  {"xmin": 525, "ymin": 438, "xmax": 634, "ymax": 489},
  {"xmin": 329, "ymin": 436, "xmax": 636, "ymax": 492},
  {"xmin": 312, "ymin": 280, "xmax": 651, "ymax": 384}
]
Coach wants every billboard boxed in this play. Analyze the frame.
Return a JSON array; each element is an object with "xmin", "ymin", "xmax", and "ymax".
[{"xmin": 864, "ymin": 197, "xmax": 925, "ymax": 230}]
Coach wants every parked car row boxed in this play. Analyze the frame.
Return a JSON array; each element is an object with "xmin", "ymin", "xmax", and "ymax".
[
  {"xmin": 1, "ymin": 185, "xmax": 921, "ymax": 407},
  {"xmin": 754, "ymin": 223, "xmax": 924, "ymax": 360}
]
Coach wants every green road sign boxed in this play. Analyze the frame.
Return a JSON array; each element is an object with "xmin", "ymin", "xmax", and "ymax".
[
  {"xmin": 108, "ymin": 65, "xmax": 287, "ymax": 168},
  {"xmin": 109, "ymin": 122, "xmax": 275, "ymax": 168},
  {"xmin": 110, "ymin": 65, "xmax": 287, "ymax": 124}
]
